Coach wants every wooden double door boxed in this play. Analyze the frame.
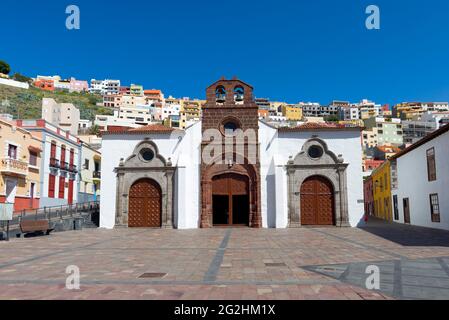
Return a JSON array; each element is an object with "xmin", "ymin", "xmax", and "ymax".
[
  {"xmin": 128, "ymin": 179, "xmax": 162, "ymax": 228},
  {"xmin": 212, "ymin": 173, "xmax": 249, "ymax": 226},
  {"xmin": 300, "ymin": 176, "xmax": 335, "ymax": 226}
]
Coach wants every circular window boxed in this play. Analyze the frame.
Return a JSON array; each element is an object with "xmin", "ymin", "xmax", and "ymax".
[
  {"xmin": 221, "ymin": 120, "xmax": 241, "ymax": 136},
  {"xmin": 224, "ymin": 122, "xmax": 238, "ymax": 133},
  {"xmin": 308, "ymin": 145, "xmax": 323, "ymax": 159},
  {"xmin": 140, "ymin": 149, "xmax": 154, "ymax": 162}
]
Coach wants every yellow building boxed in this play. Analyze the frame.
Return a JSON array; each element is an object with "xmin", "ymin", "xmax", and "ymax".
[
  {"xmin": 371, "ymin": 161, "xmax": 392, "ymax": 221},
  {"xmin": 281, "ymin": 105, "xmax": 303, "ymax": 121},
  {"xmin": 0, "ymin": 119, "xmax": 42, "ymax": 212},
  {"xmin": 179, "ymin": 99, "xmax": 204, "ymax": 129}
]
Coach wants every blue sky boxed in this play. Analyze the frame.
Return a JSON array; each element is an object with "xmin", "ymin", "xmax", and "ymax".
[{"xmin": 1, "ymin": 0, "xmax": 449, "ymax": 105}]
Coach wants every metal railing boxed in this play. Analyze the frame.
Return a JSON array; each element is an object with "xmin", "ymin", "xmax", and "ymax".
[
  {"xmin": 0, "ymin": 201, "xmax": 100, "ymax": 231},
  {"xmin": 49, "ymin": 158, "xmax": 60, "ymax": 168}
]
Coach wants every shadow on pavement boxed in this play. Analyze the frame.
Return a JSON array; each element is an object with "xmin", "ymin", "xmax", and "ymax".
[{"xmin": 358, "ymin": 217, "xmax": 449, "ymax": 247}]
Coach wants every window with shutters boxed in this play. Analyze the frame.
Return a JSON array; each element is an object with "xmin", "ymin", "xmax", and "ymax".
[
  {"xmin": 429, "ymin": 194, "xmax": 440, "ymax": 223},
  {"xmin": 59, "ymin": 176, "xmax": 65, "ymax": 199},
  {"xmin": 48, "ymin": 174, "xmax": 56, "ymax": 198},
  {"xmin": 426, "ymin": 147, "xmax": 436, "ymax": 181}
]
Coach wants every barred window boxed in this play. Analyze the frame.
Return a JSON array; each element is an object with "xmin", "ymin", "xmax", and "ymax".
[{"xmin": 429, "ymin": 194, "xmax": 440, "ymax": 223}]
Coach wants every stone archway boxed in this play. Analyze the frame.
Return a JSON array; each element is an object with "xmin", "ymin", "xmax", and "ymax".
[
  {"xmin": 115, "ymin": 139, "xmax": 175, "ymax": 228},
  {"xmin": 212, "ymin": 173, "xmax": 250, "ymax": 226},
  {"xmin": 286, "ymin": 138, "xmax": 349, "ymax": 227},
  {"xmin": 201, "ymin": 158, "xmax": 261, "ymax": 228}
]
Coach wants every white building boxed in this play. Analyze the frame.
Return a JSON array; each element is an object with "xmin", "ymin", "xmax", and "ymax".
[
  {"xmin": 390, "ymin": 124, "xmax": 449, "ymax": 230},
  {"xmin": 16, "ymin": 120, "xmax": 81, "ymax": 207},
  {"xmin": 42, "ymin": 98, "xmax": 81, "ymax": 136},
  {"xmin": 95, "ymin": 114, "xmax": 142, "ymax": 131},
  {"xmin": 89, "ymin": 79, "xmax": 121, "ymax": 95},
  {"xmin": 402, "ymin": 111, "xmax": 449, "ymax": 145},
  {"xmin": 99, "ymin": 79, "xmax": 364, "ymax": 230}
]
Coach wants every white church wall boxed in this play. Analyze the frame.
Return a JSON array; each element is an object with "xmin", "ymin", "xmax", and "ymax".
[
  {"xmin": 174, "ymin": 122, "xmax": 202, "ymax": 229},
  {"xmin": 99, "ymin": 133, "xmax": 184, "ymax": 229},
  {"xmin": 258, "ymin": 121, "xmax": 279, "ymax": 228},
  {"xmin": 101, "ymin": 121, "xmax": 364, "ymax": 229},
  {"xmin": 276, "ymin": 130, "xmax": 364, "ymax": 227}
]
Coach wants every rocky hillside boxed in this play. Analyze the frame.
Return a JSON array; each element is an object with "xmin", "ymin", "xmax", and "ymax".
[{"xmin": 0, "ymin": 84, "xmax": 113, "ymax": 121}]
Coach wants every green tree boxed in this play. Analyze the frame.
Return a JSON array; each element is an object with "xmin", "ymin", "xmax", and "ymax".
[
  {"xmin": 0, "ymin": 61, "xmax": 11, "ymax": 75},
  {"xmin": 89, "ymin": 124, "xmax": 100, "ymax": 136},
  {"xmin": 12, "ymin": 73, "xmax": 32, "ymax": 83},
  {"xmin": 324, "ymin": 115, "xmax": 340, "ymax": 122}
]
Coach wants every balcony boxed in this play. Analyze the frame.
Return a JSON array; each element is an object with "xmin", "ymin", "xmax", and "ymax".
[
  {"xmin": 93, "ymin": 171, "xmax": 101, "ymax": 181},
  {"xmin": 60, "ymin": 162, "xmax": 69, "ymax": 171},
  {"xmin": 50, "ymin": 158, "xmax": 60, "ymax": 168},
  {"xmin": 0, "ymin": 158, "xmax": 29, "ymax": 176}
]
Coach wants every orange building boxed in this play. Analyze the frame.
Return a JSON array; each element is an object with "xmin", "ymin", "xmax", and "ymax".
[
  {"xmin": 34, "ymin": 79, "xmax": 55, "ymax": 91},
  {"xmin": 258, "ymin": 109, "xmax": 269, "ymax": 119}
]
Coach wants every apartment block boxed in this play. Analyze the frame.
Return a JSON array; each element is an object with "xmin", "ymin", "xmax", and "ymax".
[
  {"xmin": 41, "ymin": 98, "xmax": 80, "ymax": 136},
  {"xmin": 15, "ymin": 120, "xmax": 81, "ymax": 208},
  {"xmin": 363, "ymin": 117, "xmax": 403, "ymax": 146},
  {"xmin": 402, "ymin": 111, "xmax": 449, "ymax": 145},
  {"xmin": 89, "ymin": 79, "xmax": 121, "ymax": 95},
  {"xmin": 393, "ymin": 102, "xmax": 449, "ymax": 120},
  {"xmin": 281, "ymin": 104, "xmax": 303, "ymax": 121}
]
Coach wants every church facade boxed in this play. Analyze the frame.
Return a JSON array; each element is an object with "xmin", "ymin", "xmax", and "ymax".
[{"xmin": 99, "ymin": 78, "xmax": 365, "ymax": 229}]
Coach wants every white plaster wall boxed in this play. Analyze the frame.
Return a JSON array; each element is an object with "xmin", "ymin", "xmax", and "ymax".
[
  {"xmin": 392, "ymin": 130, "xmax": 449, "ymax": 230},
  {"xmin": 174, "ymin": 122, "xmax": 202, "ymax": 229},
  {"xmin": 101, "ymin": 121, "xmax": 364, "ymax": 229},
  {"xmin": 258, "ymin": 121, "xmax": 280, "ymax": 228},
  {"xmin": 100, "ymin": 131, "xmax": 188, "ymax": 229},
  {"xmin": 259, "ymin": 122, "xmax": 364, "ymax": 228}
]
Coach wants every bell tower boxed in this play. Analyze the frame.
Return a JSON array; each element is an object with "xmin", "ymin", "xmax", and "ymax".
[{"xmin": 200, "ymin": 77, "xmax": 261, "ymax": 228}]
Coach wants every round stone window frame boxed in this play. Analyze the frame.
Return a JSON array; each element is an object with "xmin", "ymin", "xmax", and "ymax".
[
  {"xmin": 139, "ymin": 148, "xmax": 155, "ymax": 162},
  {"xmin": 219, "ymin": 117, "xmax": 242, "ymax": 137},
  {"xmin": 307, "ymin": 145, "xmax": 324, "ymax": 160}
]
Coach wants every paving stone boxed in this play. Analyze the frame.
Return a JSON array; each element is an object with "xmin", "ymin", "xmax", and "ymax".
[{"xmin": 1, "ymin": 219, "xmax": 449, "ymax": 299}]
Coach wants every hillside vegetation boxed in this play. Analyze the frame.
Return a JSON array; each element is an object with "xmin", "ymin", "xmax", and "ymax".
[{"xmin": 0, "ymin": 84, "xmax": 113, "ymax": 121}]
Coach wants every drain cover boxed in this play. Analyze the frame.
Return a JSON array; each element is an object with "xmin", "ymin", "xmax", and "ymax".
[
  {"xmin": 138, "ymin": 273, "xmax": 167, "ymax": 279},
  {"xmin": 265, "ymin": 263, "xmax": 286, "ymax": 267}
]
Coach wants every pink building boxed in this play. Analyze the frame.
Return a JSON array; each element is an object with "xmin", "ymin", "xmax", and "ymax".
[
  {"xmin": 70, "ymin": 78, "xmax": 89, "ymax": 93},
  {"xmin": 363, "ymin": 176, "xmax": 374, "ymax": 216}
]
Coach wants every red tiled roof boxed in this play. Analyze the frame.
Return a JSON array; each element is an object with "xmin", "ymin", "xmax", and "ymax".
[
  {"xmin": 102, "ymin": 124, "xmax": 174, "ymax": 135},
  {"xmin": 144, "ymin": 90, "xmax": 162, "ymax": 95},
  {"xmin": 278, "ymin": 122, "xmax": 362, "ymax": 132},
  {"xmin": 129, "ymin": 124, "xmax": 174, "ymax": 132}
]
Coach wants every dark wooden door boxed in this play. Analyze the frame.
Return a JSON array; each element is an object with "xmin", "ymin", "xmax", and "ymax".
[
  {"xmin": 129, "ymin": 179, "xmax": 161, "ymax": 228},
  {"xmin": 300, "ymin": 176, "xmax": 334, "ymax": 226},
  {"xmin": 403, "ymin": 198, "xmax": 411, "ymax": 224},
  {"xmin": 212, "ymin": 174, "xmax": 249, "ymax": 226}
]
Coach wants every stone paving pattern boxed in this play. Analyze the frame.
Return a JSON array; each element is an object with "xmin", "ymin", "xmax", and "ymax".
[{"xmin": 1, "ymin": 218, "xmax": 449, "ymax": 299}]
